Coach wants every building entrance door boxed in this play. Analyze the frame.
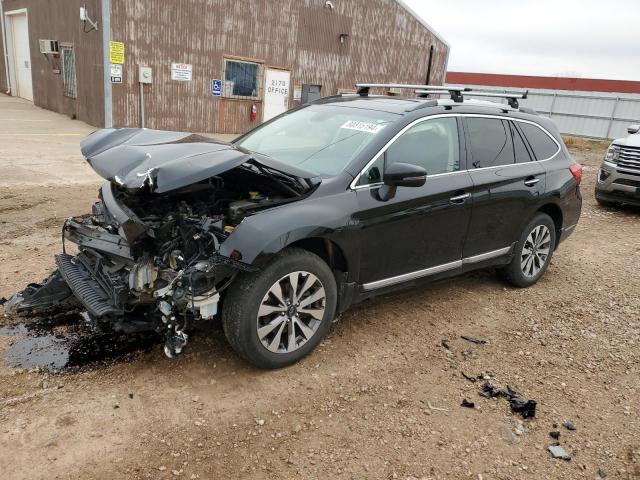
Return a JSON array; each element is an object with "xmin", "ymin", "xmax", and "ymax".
[
  {"xmin": 8, "ymin": 11, "xmax": 33, "ymax": 101},
  {"xmin": 263, "ymin": 68, "xmax": 290, "ymax": 122}
]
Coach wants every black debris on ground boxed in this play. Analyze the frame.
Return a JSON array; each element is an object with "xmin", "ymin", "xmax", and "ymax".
[
  {"xmin": 563, "ymin": 421, "xmax": 577, "ymax": 431},
  {"xmin": 478, "ymin": 382, "xmax": 536, "ymax": 418},
  {"xmin": 461, "ymin": 372, "xmax": 477, "ymax": 383},
  {"xmin": 441, "ymin": 339, "xmax": 450, "ymax": 350},
  {"xmin": 461, "ymin": 399, "xmax": 475, "ymax": 409},
  {"xmin": 598, "ymin": 468, "xmax": 608, "ymax": 478},
  {"xmin": 510, "ymin": 398, "xmax": 537, "ymax": 418},
  {"xmin": 460, "ymin": 335, "xmax": 487, "ymax": 345},
  {"xmin": 550, "ymin": 431, "xmax": 561, "ymax": 440},
  {"xmin": 0, "ymin": 297, "xmax": 7, "ymax": 305}
]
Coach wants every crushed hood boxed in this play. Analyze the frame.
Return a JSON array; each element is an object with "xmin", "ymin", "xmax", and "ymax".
[{"xmin": 80, "ymin": 128, "xmax": 318, "ymax": 194}]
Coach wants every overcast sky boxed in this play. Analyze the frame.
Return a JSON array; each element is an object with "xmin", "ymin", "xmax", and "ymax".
[{"xmin": 405, "ymin": 0, "xmax": 640, "ymax": 80}]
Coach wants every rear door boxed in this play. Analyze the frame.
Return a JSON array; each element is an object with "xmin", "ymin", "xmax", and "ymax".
[
  {"xmin": 354, "ymin": 116, "xmax": 474, "ymax": 287},
  {"xmin": 463, "ymin": 117, "xmax": 546, "ymax": 258}
]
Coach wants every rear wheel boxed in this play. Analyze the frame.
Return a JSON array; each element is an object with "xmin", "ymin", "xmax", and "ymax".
[
  {"xmin": 501, "ymin": 213, "xmax": 556, "ymax": 288},
  {"xmin": 222, "ymin": 248, "xmax": 337, "ymax": 369}
]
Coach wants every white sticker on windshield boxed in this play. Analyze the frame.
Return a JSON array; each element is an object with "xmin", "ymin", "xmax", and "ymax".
[{"xmin": 340, "ymin": 120, "xmax": 386, "ymax": 134}]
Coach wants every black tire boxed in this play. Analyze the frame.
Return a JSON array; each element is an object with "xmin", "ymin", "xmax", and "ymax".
[
  {"xmin": 501, "ymin": 213, "xmax": 557, "ymax": 288},
  {"xmin": 221, "ymin": 248, "xmax": 337, "ymax": 369}
]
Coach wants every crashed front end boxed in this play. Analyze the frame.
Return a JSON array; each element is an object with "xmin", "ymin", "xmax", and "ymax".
[{"xmin": 6, "ymin": 128, "xmax": 318, "ymax": 357}]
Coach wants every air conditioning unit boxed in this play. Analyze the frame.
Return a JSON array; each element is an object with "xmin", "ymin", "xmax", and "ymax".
[{"xmin": 39, "ymin": 40, "xmax": 59, "ymax": 55}]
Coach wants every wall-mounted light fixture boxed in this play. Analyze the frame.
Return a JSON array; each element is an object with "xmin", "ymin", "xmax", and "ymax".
[
  {"xmin": 339, "ymin": 33, "xmax": 349, "ymax": 45},
  {"xmin": 80, "ymin": 4, "xmax": 98, "ymax": 32}
]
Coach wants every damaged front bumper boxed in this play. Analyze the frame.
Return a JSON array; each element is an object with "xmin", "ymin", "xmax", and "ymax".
[{"xmin": 7, "ymin": 186, "xmax": 256, "ymax": 357}]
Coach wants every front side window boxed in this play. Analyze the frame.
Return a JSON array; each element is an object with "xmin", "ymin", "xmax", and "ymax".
[
  {"xmin": 358, "ymin": 117, "xmax": 460, "ymax": 186},
  {"xmin": 386, "ymin": 117, "xmax": 460, "ymax": 175},
  {"xmin": 224, "ymin": 59, "xmax": 261, "ymax": 99},
  {"xmin": 466, "ymin": 118, "xmax": 514, "ymax": 168},
  {"xmin": 235, "ymin": 105, "xmax": 398, "ymax": 176},
  {"xmin": 519, "ymin": 122, "xmax": 560, "ymax": 160}
]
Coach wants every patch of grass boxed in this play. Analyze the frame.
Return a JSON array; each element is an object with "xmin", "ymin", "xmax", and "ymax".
[{"xmin": 562, "ymin": 135, "xmax": 610, "ymax": 152}]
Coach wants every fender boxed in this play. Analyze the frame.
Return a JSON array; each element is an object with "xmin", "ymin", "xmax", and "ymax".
[{"xmin": 218, "ymin": 190, "xmax": 360, "ymax": 278}]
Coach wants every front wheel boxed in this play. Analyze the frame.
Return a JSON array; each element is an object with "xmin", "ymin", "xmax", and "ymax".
[
  {"xmin": 222, "ymin": 248, "xmax": 337, "ymax": 369},
  {"xmin": 501, "ymin": 213, "xmax": 557, "ymax": 288}
]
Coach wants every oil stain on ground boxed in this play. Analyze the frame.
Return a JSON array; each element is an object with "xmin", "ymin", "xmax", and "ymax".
[{"xmin": 0, "ymin": 311, "xmax": 160, "ymax": 371}]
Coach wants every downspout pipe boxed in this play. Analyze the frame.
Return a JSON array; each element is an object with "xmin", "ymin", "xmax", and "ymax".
[
  {"xmin": 101, "ymin": 0, "xmax": 112, "ymax": 127},
  {"xmin": 0, "ymin": 0, "xmax": 11, "ymax": 94}
]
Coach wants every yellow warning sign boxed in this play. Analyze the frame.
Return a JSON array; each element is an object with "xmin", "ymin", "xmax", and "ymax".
[{"xmin": 109, "ymin": 41, "xmax": 125, "ymax": 64}]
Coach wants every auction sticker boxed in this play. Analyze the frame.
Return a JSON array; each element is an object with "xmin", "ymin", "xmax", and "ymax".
[{"xmin": 341, "ymin": 120, "xmax": 386, "ymax": 134}]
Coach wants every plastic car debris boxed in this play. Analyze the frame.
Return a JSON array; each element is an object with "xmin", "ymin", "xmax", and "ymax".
[
  {"xmin": 479, "ymin": 382, "xmax": 536, "ymax": 418},
  {"xmin": 548, "ymin": 444, "xmax": 571, "ymax": 460},
  {"xmin": 563, "ymin": 421, "xmax": 576, "ymax": 431},
  {"xmin": 550, "ymin": 431, "xmax": 561, "ymax": 440},
  {"xmin": 510, "ymin": 398, "xmax": 537, "ymax": 418},
  {"xmin": 461, "ymin": 335, "xmax": 487, "ymax": 345},
  {"xmin": 461, "ymin": 399, "xmax": 475, "ymax": 408}
]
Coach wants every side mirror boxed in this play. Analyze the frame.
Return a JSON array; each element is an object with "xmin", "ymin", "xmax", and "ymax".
[
  {"xmin": 376, "ymin": 162, "xmax": 426, "ymax": 201},
  {"xmin": 628, "ymin": 124, "xmax": 640, "ymax": 135},
  {"xmin": 383, "ymin": 162, "xmax": 427, "ymax": 188}
]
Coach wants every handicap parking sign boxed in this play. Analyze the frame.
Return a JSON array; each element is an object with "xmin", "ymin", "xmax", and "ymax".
[{"xmin": 211, "ymin": 79, "xmax": 222, "ymax": 97}]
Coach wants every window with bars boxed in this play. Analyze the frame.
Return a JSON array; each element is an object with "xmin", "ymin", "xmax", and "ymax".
[
  {"xmin": 223, "ymin": 58, "xmax": 262, "ymax": 99},
  {"xmin": 61, "ymin": 46, "xmax": 77, "ymax": 98}
]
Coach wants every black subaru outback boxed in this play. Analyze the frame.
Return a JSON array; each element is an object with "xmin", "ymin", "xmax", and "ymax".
[{"xmin": 7, "ymin": 84, "xmax": 582, "ymax": 368}]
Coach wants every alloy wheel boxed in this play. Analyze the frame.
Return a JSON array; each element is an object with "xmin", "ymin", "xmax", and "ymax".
[
  {"xmin": 521, "ymin": 225, "xmax": 552, "ymax": 278},
  {"xmin": 256, "ymin": 271, "xmax": 326, "ymax": 353}
]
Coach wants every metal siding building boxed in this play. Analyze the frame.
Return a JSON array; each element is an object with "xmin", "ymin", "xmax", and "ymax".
[
  {"xmin": 1, "ymin": 0, "xmax": 449, "ymax": 134},
  {"xmin": 445, "ymin": 72, "xmax": 640, "ymax": 140}
]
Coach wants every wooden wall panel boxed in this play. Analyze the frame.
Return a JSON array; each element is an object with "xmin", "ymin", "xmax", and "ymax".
[{"xmin": 110, "ymin": 0, "xmax": 449, "ymax": 134}]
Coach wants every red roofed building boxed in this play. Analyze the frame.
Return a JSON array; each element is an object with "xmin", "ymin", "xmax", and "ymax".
[{"xmin": 446, "ymin": 72, "xmax": 640, "ymax": 95}]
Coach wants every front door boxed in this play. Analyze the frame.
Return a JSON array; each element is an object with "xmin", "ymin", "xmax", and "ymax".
[
  {"xmin": 263, "ymin": 68, "xmax": 291, "ymax": 122},
  {"xmin": 9, "ymin": 12, "xmax": 33, "ymax": 101},
  {"xmin": 354, "ymin": 116, "xmax": 473, "ymax": 287}
]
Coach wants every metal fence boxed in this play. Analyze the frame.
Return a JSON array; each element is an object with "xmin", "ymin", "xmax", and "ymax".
[{"xmin": 447, "ymin": 84, "xmax": 640, "ymax": 140}]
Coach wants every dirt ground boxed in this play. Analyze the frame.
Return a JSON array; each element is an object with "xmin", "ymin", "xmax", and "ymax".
[{"xmin": 1, "ymin": 98, "xmax": 639, "ymax": 480}]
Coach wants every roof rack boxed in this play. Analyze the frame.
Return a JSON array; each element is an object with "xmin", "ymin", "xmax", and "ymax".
[{"xmin": 355, "ymin": 83, "xmax": 528, "ymax": 109}]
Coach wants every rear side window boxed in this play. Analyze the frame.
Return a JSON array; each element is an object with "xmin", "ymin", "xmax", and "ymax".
[
  {"xmin": 466, "ymin": 118, "xmax": 514, "ymax": 168},
  {"xmin": 511, "ymin": 122, "xmax": 532, "ymax": 163},
  {"xmin": 519, "ymin": 122, "xmax": 560, "ymax": 160}
]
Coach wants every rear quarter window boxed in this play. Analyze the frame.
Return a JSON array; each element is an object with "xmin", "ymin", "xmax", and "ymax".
[{"xmin": 519, "ymin": 122, "xmax": 560, "ymax": 160}]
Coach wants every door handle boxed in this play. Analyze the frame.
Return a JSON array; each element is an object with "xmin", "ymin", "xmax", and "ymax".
[
  {"xmin": 524, "ymin": 177, "xmax": 540, "ymax": 187},
  {"xmin": 449, "ymin": 193, "xmax": 471, "ymax": 204}
]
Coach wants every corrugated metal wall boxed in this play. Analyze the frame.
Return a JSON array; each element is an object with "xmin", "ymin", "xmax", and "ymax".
[
  {"xmin": 110, "ymin": 0, "xmax": 448, "ymax": 134},
  {"xmin": 0, "ymin": 0, "xmax": 104, "ymax": 126},
  {"xmin": 449, "ymin": 84, "xmax": 640, "ymax": 140}
]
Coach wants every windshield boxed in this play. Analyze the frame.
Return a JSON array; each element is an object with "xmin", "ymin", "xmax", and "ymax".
[{"xmin": 235, "ymin": 104, "xmax": 399, "ymax": 176}]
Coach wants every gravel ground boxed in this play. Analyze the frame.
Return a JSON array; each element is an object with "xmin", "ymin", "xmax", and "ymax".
[{"xmin": 0, "ymin": 129, "xmax": 638, "ymax": 479}]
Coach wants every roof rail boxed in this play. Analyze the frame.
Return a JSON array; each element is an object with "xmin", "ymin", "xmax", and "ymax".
[
  {"xmin": 416, "ymin": 89, "xmax": 529, "ymax": 109},
  {"xmin": 355, "ymin": 83, "xmax": 528, "ymax": 109}
]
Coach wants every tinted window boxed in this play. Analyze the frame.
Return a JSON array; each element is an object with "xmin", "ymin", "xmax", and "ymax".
[
  {"xmin": 511, "ymin": 122, "xmax": 532, "ymax": 163},
  {"xmin": 466, "ymin": 118, "xmax": 514, "ymax": 168},
  {"xmin": 519, "ymin": 122, "xmax": 559, "ymax": 160},
  {"xmin": 385, "ymin": 117, "xmax": 460, "ymax": 175}
]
